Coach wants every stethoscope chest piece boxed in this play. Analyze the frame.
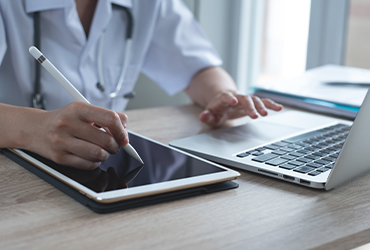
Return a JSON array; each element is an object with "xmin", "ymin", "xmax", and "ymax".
[{"xmin": 31, "ymin": 93, "xmax": 46, "ymax": 110}]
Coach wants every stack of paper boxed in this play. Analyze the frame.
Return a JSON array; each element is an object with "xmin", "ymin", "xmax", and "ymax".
[{"xmin": 252, "ymin": 65, "xmax": 370, "ymax": 119}]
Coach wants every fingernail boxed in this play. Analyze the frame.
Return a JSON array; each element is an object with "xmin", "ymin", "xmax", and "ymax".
[
  {"xmin": 207, "ymin": 114, "xmax": 215, "ymax": 123},
  {"xmin": 250, "ymin": 111, "xmax": 258, "ymax": 118}
]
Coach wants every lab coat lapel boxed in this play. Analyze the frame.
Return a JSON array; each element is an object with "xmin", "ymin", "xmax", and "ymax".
[
  {"xmin": 63, "ymin": 1, "xmax": 86, "ymax": 46},
  {"xmin": 86, "ymin": 0, "xmax": 133, "ymax": 48},
  {"xmin": 79, "ymin": 0, "xmax": 133, "ymax": 71},
  {"xmin": 79, "ymin": 0, "xmax": 112, "ymax": 65}
]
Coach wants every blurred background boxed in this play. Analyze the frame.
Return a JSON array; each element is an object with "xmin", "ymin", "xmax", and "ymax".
[{"xmin": 126, "ymin": 0, "xmax": 370, "ymax": 110}]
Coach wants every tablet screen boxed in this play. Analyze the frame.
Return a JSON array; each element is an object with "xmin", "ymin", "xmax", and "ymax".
[{"xmin": 24, "ymin": 133, "xmax": 226, "ymax": 193}]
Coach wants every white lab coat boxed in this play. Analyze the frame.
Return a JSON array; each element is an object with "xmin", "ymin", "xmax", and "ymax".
[{"xmin": 0, "ymin": 0, "xmax": 222, "ymax": 111}]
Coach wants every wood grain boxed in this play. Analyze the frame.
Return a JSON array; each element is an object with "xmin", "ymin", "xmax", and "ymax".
[{"xmin": 1, "ymin": 105, "xmax": 370, "ymax": 250}]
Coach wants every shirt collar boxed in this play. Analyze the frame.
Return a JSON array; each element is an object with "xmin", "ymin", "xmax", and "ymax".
[
  {"xmin": 25, "ymin": 0, "xmax": 132, "ymax": 13},
  {"xmin": 25, "ymin": 0, "xmax": 74, "ymax": 13},
  {"xmin": 110, "ymin": 0, "xmax": 132, "ymax": 8}
]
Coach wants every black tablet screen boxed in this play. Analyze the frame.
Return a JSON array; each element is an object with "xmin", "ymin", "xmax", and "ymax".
[{"xmin": 24, "ymin": 133, "xmax": 225, "ymax": 193}]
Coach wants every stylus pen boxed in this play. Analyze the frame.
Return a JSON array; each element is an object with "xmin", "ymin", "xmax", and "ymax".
[{"xmin": 29, "ymin": 46, "xmax": 144, "ymax": 164}]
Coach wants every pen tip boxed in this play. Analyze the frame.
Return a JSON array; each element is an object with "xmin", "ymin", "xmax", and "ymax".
[{"xmin": 123, "ymin": 143, "xmax": 144, "ymax": 164}]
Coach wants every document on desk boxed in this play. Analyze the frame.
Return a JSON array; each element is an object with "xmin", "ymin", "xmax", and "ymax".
[{"xmin": 252, "ymin": 65, "xmax": 370, "ymax": 119}]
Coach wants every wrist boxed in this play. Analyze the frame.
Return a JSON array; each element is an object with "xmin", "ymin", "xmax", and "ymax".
[{"xmin": 11, "ymin": 106, "xmax": 47, "ymax": 150}]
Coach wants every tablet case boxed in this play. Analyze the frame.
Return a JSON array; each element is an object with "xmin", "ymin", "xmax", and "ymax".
[{"xmin": 2, "ymin": 149, "xmax": 239, "ymax": 214}]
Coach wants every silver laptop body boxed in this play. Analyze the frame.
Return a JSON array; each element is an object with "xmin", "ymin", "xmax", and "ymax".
[{"xmin": 170, "ymin": 90, "xmax": 370, "ymax": 190}]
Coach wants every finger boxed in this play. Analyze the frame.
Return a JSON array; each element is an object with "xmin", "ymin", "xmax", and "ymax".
[
  {"xmin": 115, "ymin": 112, "xmax": 129, "ymax": 146},
  {"xmin": 69, "ymin": 122, "xmax": 121, "ymax": 154},
  {"xmin": 199, "ymin": 110, "xmax": 220, "ymax": 127},
  {"xmin": 72, "ymin": 102, "xmax": 129, "ymax": 146},
  {"xmin": 262, "ymin": 98, "xmax": 284, "ymax": 111},
  {"xmin": 207, "ymin": 92, "xmax": 239, "ymax": 113},
  {"xmin": 201, "ymin": 92, "xmax": 239, "ymax": 126},
  {"xmin": 50, "ymin": 151, "xmax": 103, "ymax": 170},
  {"xmin": 64, "ymin": 137, "xmax": 110, "ymax": 163},
  {"xmin": 116, "ymin": 112, "xmax": 128, "ymax": 128},
  {"xmin": 238, "ymin": 95, "xmax": 259, "ymax": 119},
  {"xmin": 251, "ymin": 96, "xmax": 268, "ymax": 116},
  {"xmin": 220, "ymin": 92, "xmax": 239, "ymax": 106}
]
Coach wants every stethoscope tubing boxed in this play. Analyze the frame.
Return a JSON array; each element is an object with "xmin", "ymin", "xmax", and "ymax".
[
  {"xmin": 32, "ymin": 6, "xmax": 135, "ymax": 109},
  {"xmin": 97, "ymin": 31, "xmax": 132, "ymax": 99}
]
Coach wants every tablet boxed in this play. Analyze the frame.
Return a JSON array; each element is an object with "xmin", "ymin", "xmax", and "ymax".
[{"xmin": 2, "ymin": 131, "xmax": 240, "ymax": 213}]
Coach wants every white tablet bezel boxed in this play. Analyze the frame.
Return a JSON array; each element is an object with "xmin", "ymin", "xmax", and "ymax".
[{"xmin": 10, "ymin": 131, "xmax": 240, "ymax": 203}]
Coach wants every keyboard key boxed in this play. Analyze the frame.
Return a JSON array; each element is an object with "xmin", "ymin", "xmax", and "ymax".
[
  {"xmin": 255, "ymin": 147, "xmax": 267, "ymax": 151},
  {"xmin": 317, "ymin": 167, "xmax": 330, "ymax": 172},
  {"xmin": 280, "ymin": 147, "xmax": 295, "ymax": 152},
  {"xmin": 237, "ymin": 152, "xmax": 249, "ymax": 158},
  {"xmin": 252, "ymin": 151, "xmax": 264, "ymax": 156},
  {"xmin": 312, "ymin": 161, "xmax": 325, "ymax": 167},
  {"xmin": 263, "ymin": 144, "xmax": 280, "ymax": 150},
  {"xmin": 326, "ymin": 164, "xmax": 334, "ymax": 169},
  {"xmin": 282, "ymin": 130, "xmax": 322, "ymax": 143},
  {"xmin": 271, "ymin": 150, "xmax": 287, "ymax": 155},
  {"xmin": 280, "ymin": 163, "xmax": 296, "ymax": 170},
  {"xmin": 297, "ymin": 150, "xmax": 311, "ymax": 154},
  {"xmin": 294, "ymin": 166, "xmax": 315, "ymax": 173},
  {"xmin": 289, "ymin": 152, "xmax": 305, "ymax": 157},
  {"xmin": 311, "ymin": 145, "xmax": 322, "ymax": 150},
  {"xmin": 318, "ymin": 141, "xmax": 330, "ymax": 146},
  {"xmin": 306, "ymin": 162, "xmax": 322, "ymax": 168},
  {"xmin": 295, "ymin": 142, "xmax": 310, "ymax": 147},
  {"xmin": 315, "ymin": 159, "xmax": 331, "ymax": 165},
  {"xmin": 312, "ymin": 152, "xmax": 327, "ymax": 157},
  {"xmin": 252, "ymin": 153, "xmax": 278, "ymax": 163},
  {"xmin": 303, "ymin": 147, "xmax": 316, "ymax": 152},
  {"xmin": 288, "ymin": 144, "xmax": 302, "ymax": 149},
  {"xmin": 288, "ymin": 161, "xmax": 305, "ymax": 166},
  {"xmin": 305, "ymin": 154, "xmax": 320, "ymax": 160},
  {"xmin": 296, "ymin": 157, "xmax": 312, "ymax": 163},
  {"xmin": 308, "ymin": 171, "xmax": 322, "ymax": 176},
  {"xmin": 281, "ymin": 155, "xmax": 296, "ymax": 160},
  {"xmin": 322, "ymin": 157, "xmax": 336, "ymax": 162},
  {"xmin": 265, "ymin": 158, "xmax": 288, "ymax": 166},
  {"xmin": 313, "ymin": 144, "xmax": 327, "ymax": 149},
  {"xmin": 272, "ymin": 141, "xmax": 290, "ymax": 147}
]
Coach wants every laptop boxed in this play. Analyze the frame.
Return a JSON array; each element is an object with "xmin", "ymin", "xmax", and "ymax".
[{"xmin": 170, "ymin": 89, "xmax": 370, "ymax": 190}]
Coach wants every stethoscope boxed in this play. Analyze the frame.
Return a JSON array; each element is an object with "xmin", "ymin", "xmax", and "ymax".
[{"xmin": 32, "ymin": 6, "xmax": 135, "ymax": 109}]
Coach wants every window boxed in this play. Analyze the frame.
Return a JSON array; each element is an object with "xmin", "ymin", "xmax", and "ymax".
[
  {"xmin": 258, "ymin": 0, "xmax": 311, "ymax": 85},
  {"xmin": 345, "ymin": 0, "xmax": 370, "ymax": 69}
]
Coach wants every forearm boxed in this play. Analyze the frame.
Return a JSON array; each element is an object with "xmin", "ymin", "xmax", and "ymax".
[
  {"xmin": 185, "ymin": 66, "xmax": 238, "ymax": 108},
  {"xmin": 0, "ymin": 103, "xmax": 45, "ymax": 149}
]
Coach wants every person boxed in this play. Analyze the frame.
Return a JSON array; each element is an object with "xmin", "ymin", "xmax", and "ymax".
[{"xmin": 0, "ymin": 0, "xmax": 282, "ymax": 170}]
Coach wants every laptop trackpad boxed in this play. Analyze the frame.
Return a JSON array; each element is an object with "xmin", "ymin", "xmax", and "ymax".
[
  {"xmin": 170, "ymin": 120, "xmax": 304, "ymax": 156},
  {"xmin": 170, "ymin": 110, "xmax": 342, "ymax": 162}
]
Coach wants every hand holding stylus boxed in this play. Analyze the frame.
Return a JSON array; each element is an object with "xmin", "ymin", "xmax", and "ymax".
[{"xmin": 29, "ymin": 46, "xmax": 143, "ymax": 168}]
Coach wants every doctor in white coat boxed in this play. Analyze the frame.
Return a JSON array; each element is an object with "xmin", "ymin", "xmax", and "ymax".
[{"xmin": 0, "ymin": 0, "xmax": 282, "ymax": 169}]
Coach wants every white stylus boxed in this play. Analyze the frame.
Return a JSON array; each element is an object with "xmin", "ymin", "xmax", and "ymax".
[{"xmin": 29, "ymin": 46, "xmax": 144, "ymax": 164}]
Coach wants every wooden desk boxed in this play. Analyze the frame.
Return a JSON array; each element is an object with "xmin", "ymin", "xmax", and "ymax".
[{"xmin": 1, "ymin": 105, "xmax": 370, "ymax": 249}]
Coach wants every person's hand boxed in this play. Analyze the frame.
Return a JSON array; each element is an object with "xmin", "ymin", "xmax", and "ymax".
[
  {"xmin": 27, "ymin": 101, "xmax": 128, "ymax": 170},
  {"xmin": 199, "ymin": 91, "xmax": 283, "ymax": 127}
]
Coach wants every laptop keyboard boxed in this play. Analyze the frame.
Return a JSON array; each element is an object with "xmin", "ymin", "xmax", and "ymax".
[{"xmin": 236, "ymin": 123, "xmax": 351, "ymax": 176}]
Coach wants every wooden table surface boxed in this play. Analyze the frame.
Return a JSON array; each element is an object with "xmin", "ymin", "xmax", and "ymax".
[{"xmin": 1, "ymin": 105, "xmax": 370, "ymax": 250}]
